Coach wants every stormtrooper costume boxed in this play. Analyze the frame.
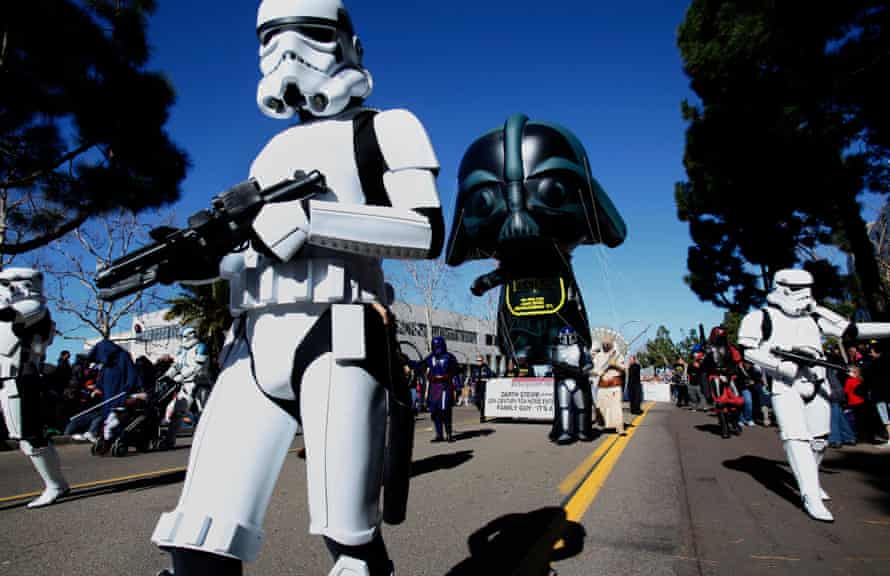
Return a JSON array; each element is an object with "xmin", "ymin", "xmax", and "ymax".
[
  {"xmin": 151, "ymin": 1, "xmax": 442, "ymax": 575},
  {"xmin": 551, "ymin": 326, "xmax": 593, "ymax": 444},
  {"xmin": 0, "ymin": 268, "xmax": 70, "ymax": 509},
  {"xmin": 738, "ymin": 268, "xmax": 890, "ymax": 522},
  {"xmin": 160, "ymin": 327, "xmax": 209, "ymax": 448}
]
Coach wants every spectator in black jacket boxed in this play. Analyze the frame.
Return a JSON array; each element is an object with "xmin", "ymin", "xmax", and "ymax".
[
  {"xmin": 627, "ymin": 356, "xmax": 643, "ymax": 415},
  {"xmin": 864, "ymin": 341, "xmax": 890, "ymax": 446}
]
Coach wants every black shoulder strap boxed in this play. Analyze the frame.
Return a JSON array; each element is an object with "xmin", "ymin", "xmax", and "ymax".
[
  {"xmin": 761, "ymin": 307, "xmax": 773, "ymax": 341},
  {"xmin": 352, "ymin": 109, "xmax": 391, "ymax": 207}
]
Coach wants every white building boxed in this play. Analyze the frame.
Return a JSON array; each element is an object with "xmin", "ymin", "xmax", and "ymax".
[
  {"xmin": 390, "ymin": 301, "xmax": 504, "ymax": 373},
  {"xmin": 95, "ymin": 302, "xmax": 506, "ymax": 374},
  {"xmin": 86, "ymin": 309, "xmax": 182, "ymax": 362}
]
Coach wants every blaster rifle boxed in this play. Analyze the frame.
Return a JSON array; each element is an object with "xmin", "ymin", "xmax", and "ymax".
[
  {"xmin": 770, "ymin": 347, "xmax": 848, "ymax": 373},
  {"xmin": 95, "ymin": 170, "xmax": 325, "ymax": 301}
]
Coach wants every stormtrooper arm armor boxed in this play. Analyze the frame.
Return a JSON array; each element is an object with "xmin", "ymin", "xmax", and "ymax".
[
  {"xmin": 251, "ymin": 110, "xmax": 443, "ymax": 262},
  {"xmin": 811, "ymin": 304, "xmax": 890, "ymax": 340}
]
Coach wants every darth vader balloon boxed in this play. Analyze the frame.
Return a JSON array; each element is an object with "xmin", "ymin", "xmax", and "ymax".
[
  {"xmin": 446, "ymin": 113, "xmax": 625, "ymax": 268},
  {"xmin": 446, "ymin": 114, "xmax": 627, "ymax": 444}
]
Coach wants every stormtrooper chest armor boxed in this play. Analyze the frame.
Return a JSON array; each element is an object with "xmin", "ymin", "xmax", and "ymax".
[
  {"xmin": 554, "ymin": 343, "xmax": 581, "ymax": 368},
  {"xmin": 223, "ymin": 116, "xmax": 386, "ymax": 312},
  {"xmin": 764, "ymin": 308, "xmax": 823, "ymax": 356}
]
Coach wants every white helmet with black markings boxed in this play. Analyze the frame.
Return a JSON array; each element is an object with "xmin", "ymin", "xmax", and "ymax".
[
  {"xmin": 256, "ymin": 0, "xmax": 372, "ymax": 119},
  {"xmin": 767, "ymin": 268, "xmax": 815, "ymax": 317}
]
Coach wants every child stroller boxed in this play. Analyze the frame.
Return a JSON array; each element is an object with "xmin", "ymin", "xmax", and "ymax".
[{"xmin": 93, "ymin": 376, "xmax": 179, "ymax": 457}]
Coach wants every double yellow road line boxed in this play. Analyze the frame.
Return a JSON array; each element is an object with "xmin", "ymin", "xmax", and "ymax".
[{"xmin": 560, "ymin": 402, "xmax": 653, "ymax": 524}]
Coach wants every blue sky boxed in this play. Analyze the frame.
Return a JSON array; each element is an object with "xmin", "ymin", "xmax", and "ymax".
[{"xmin": 47, "ymin": 0, "xmax": 735, "ymax": 357}]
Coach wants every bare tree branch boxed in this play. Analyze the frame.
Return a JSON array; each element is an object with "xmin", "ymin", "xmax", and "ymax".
[
  {"xmin": 1, "ymin": 141, "xmax": 95, "ymax": 189},
  {"xmin": 34, "ymin": 209, "xmax": 168, "ymax": 340},
  {"xmin": 0, "ymin": 210, "xmax": 92, "ymax": 255}
]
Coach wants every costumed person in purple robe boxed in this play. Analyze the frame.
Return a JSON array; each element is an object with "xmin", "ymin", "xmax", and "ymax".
[{"xmin": 423, "ymin": 336, "xmax": 460, "ymax": 442}]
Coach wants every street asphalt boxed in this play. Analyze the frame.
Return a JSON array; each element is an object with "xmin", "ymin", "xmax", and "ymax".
[{"xmin": 1, "ymin": 403, "xmax": 888, "ymax": 575}]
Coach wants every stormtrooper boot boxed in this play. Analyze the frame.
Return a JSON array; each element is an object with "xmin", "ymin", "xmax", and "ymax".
[
  {"xmin": 26, "ymin": 444, "xmax": 70, "ymax": 509},
  {"xmin": 325, "ymin": 533, "xmax": 394, "ymax": 576},
  {"xmin": 158, "ymin": 547, "xmax": 242, "ymax": 576},
  {"xmin": 761, "ymin": 405, "xmax": 771, "ymax": 427},
  {"xmin": 784, "ymin": 440, "xmax": 833, "ymax": 522},
  {"xmin": 811, "ymin": 437, "xmax": 830, "ymax": 501}
]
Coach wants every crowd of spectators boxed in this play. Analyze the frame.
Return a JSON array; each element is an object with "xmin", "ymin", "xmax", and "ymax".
[
  {"xmin": 1, "ymin": 340, "xmax": 173, "ymax": 448},
  {"xmin": 666, "ymin": 338, "xmax": 890, "ymax": 449},
  {"xmin": 825, "ymin": 340, "xmax": 890, "ymax": 448}
]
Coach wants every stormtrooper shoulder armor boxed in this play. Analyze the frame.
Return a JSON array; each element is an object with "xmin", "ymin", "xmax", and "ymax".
[
  {"xmin": 737, "ymin": 309, "xmax": 766, "ymax": 350},
  {"xmin": 375, "ymin": 109, "xmax": 440, "ymax": 209},
  {"xmin": 374, "ymin": 109, "xmax": 439, "ymax": 172}
]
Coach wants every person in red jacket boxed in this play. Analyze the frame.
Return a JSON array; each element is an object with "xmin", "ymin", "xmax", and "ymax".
[{"xmin": 844, "ymin": 365, "xmax": 869, "ymax": 441}]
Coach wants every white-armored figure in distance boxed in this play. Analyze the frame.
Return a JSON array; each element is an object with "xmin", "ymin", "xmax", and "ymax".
[
  {"xmin": 551, "ymin": 326, "xmax": 594, "ymax": 444},
  {"xmin": 151, "ymin": 1, "xmax": 443, "ymax": 574},
  {"xmin": 738, "ymin": 268, "xmax": 890, "ymax": 522},
  {"xmin": 160, "ymin": 327, "xmax": 209, "ymax": 448},
  {"xmin": 0, "ymin": 268, "xmax": 70, "ymax": 509}
]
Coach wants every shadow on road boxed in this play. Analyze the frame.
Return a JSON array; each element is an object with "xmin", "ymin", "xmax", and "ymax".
[
  {"xmin": 694, "ymin": 423, "xmax": 726, "ymax": 437},
  {"xmin": 0, "ymin": 469, "xmax": 186, "ymax": 511},
  {"xmin": 452, "ymin": 428, "xmax": 495, "ymax": 441},
  {"xmin": 445, "ymin": 506, "xmax": 585, "ymax": 576},
  {"xmin": 411, "ymin": 450, "xmax": 474, "ymax": 478},
  {"xmin": 823, "ymin": 449, "xmax": 890, "ymax": 513},
  {"xmin": 722, "ymin": 455, "xmax": 800, "ymax": 507}
]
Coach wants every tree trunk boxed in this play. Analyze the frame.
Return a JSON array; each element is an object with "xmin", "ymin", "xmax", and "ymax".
[{"xmin": 838, "ymin": 193, "xmax": 889, "ymax": 320}]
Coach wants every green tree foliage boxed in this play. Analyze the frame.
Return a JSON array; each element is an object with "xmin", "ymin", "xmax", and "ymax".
[
  {"xmin": 674, "ymin": 327, "xmax": 702, "ymax": 360},
  {"xmin": 637, "ymin": 325, "xmax": 680, "ymax": 370},
  {"xmin": 676, "ymin": 1, "xmax": 890, "ymax": 318},
  {"xmin": 164, "ymin": 281, "xmax": 232, "ymax": 371},
  {"xmin": 0, "ymin": 0, "xmax": 188, "ymax": 256}
]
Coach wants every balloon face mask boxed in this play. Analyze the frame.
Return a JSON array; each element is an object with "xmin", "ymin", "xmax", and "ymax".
[{"xmin": 445, "ymin": 113, "xmax": 626, "ymax": 267}]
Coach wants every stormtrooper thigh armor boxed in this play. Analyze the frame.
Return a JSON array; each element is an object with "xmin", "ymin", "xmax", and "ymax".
[
  {"xmin": 554, "ymin": 377, "xmax": 592, "ymax": 443},
  {"xmin": 152, "ymin": 304, "xmax": 387, "ymax": 560}
]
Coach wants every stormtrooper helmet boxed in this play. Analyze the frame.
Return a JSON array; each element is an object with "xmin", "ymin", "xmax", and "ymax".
[
  {"xmin": 180, "ymin": 327, "xmax": 199, "ymax": 349},
  {"xmin": 0, "ymin": 267, "xmax": 45, "ymax": 305},
  {"xmin": 558, "ymin": 325, "xmax": 578, "ymax": 347},
  {"xmin": 256, "ymin": 0, "xmax": 372, "ymax": 119},
  {"xmin": 767, "ymin": 268, "xmax": 814, "ymax": 317}
]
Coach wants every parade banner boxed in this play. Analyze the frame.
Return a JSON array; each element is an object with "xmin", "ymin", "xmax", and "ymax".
[
  {"xmin": 642, "ymin": 380, "xmax": 672, "ymax": 403},
  {"xmin": 484, "ymin": 377, "xmax": 554, "ymax": 421}
]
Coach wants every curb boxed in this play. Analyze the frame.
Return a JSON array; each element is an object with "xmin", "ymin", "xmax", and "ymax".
[{"xmin": 3, "ymin": 435, "xmax": 85, "ymax": 450}]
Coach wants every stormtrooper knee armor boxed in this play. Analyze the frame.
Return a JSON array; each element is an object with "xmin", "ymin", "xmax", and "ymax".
[
  {"xmin": 151, "ymin": 1, "xmax": 442, "ymax": 574},
  {"xmin": 0, "ymin": 268, "xmax": 70, "ymax": 509},
  {"xmin": 739, "ymin": 268, "xmax": 890, "ymax": 522}
]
